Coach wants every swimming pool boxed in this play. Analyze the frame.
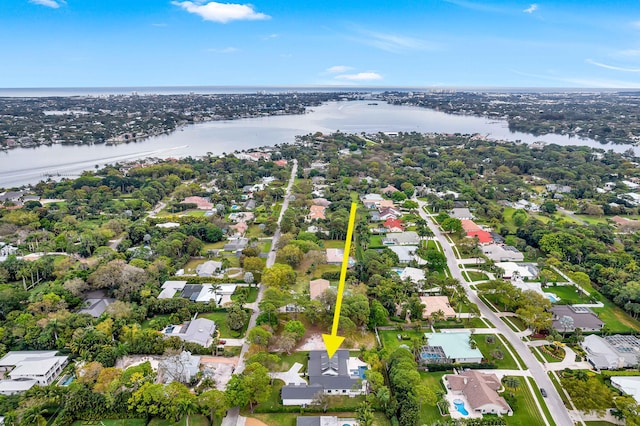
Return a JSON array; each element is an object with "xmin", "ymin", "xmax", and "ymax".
[
  {"xmin": 421, "ymin": 353, "xmax": 442, "ymax": 361},
  {"xmin": 61, "ymin": 375, "xmax": 75, "ymax": 386},
  {"xmin": 453, "ymin": 399, "xmax": 469, "ymax": 416},
  {"xmin": 545, "ymin": 293, "xmax": 560, "ymax": 303}
]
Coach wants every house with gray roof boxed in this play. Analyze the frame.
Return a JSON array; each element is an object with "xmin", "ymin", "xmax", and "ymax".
[
  {"xmin": 582, "ymin": 334, "xmax": 640, "ymax": 370},
  {"xmin": 386, "ymin": 245, "xmax": 418, "ymax": 264},
  {"xmin": 163, "ymin": 318, "xmax": 216, "ymax": 348},
  {"xmin": 383, "ymin": 231, "xmax": 420, "ymax": 246},
  {"xmin": 78, "ymin": 297, "xmax": 115, "ymax": 318},
  {"xmin": 196, "ymin": 261, "xmax": 223, "ymax": 277},
  {"xmin": 223, "ymin": 238, "xmax": 249, "ymax": 253},
  {"xmin": 481, "ymin": 244, "xmax": 524, "ymax": 262},
  {"xmin": 551, "ymin": 305, "xmax": 603, "ymax": 332},
  {"xmin": 281, "ymin": 350, "xmax": 368, "ymax": 406},
  {"xmin": 450, "ymin": 208, "xmax": 473, "ymax": 220}
]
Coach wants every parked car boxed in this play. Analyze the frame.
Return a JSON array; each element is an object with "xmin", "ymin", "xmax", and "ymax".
[{"xmin": 540, "ymin": 388, "xmax": 547, "ymax": 397}]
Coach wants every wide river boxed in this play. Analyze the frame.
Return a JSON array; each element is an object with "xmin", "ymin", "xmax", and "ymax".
[{"xmin": 0, "ymin": 100, "xmax": 635, "ymax": 187}]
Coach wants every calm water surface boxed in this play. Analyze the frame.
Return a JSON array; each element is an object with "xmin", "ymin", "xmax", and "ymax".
[{"xmin": 0, "ymin": 101, "xmax": 633, "ymax": 187}]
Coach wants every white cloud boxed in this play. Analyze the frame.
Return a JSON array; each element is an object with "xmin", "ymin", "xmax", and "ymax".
[
  {"xmin": 29, "ymin": 0, "xmax": 65, "ymax": 8},
  {"xmin": 326, "ymin": 65, "xmax": 353, "ymax": 74},
  {"xmin": 207, "ymin": 47, "xmax": 238, "ymax": 53},
  {"xmin": 618, "ymin": 49, "xmax": 640, "ymax": 57},
  {"xmin": 633, "ymin": 21, "xmax": 640, "ymax": 29},
  {"xmin": 586, "ymin": 59, "xmax": 640, "ymax": 73},
  {"xmin": 172, "ymin": 1, "xmax": 270, "ymax": 24},
  {"xmin": 510, "ymin": 69, "xmax": 640, "ymax": 88},
  {"xmin": 334, "ymin": 72, "xmax": 383, "ymax": 81},
  {"xmin": 523, "ymin": 4, "xmax": 538, "ymax": 13},
  {"xmin": 152, "ymin": 23, "xmax": 168, "ymax": 27},
  {"xmin": 262, "ymin": 33, "xmax": 278, "ymax": 40},
  {"xmin": 351, "ymin": 29, "xmax": 436, "ymax": 53},
  {"xmin": 443, "ymin": 0, "xmax": 506, "ymax": 14}
]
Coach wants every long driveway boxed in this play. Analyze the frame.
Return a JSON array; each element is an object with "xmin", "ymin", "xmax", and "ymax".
[
  {"xmin": 415, "ymin": 198, "xmax": 575, "ymax": 426},
  {"xmin": 222, "ymin": 159, "xmax": 298, "ymax": 426}
]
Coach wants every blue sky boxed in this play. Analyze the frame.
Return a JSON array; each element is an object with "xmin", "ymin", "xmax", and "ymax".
[{"xmin": 2, "ymin": 0, "xmax": 640, "ymax": 88}]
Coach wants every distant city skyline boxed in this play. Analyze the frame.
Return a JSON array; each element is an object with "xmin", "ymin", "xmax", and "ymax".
[{"xmin": 2, "ymin": 0, "xmax": 640, "ymax": 88}]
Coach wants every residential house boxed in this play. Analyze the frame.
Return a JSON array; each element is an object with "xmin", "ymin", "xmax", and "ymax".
[
  {"xmin": 387, "ymin": 246, "xmax": 418, "ymax": 264},
  {"xmin": 379, "ymin": 207, "xmax": 402, "ymax": 221},
  {"xmin": 377, "ymin": 199, "xmax": 395, "ymax": 209},
  {"xmin": 467, "ymin": 230, "xmax": 493, "ymax": 244},
  {"xmin": 444, "ymin": 370, "xmax": 512, "ymax": 416},
  {"xmin": 0, "ymin": 243, "xmax": 18, "ymax": 261},
  {"xmin": 274, "ymin": 159, "xmax": 288, "ymax": 167},
  {"xmin": 369, "ymin": 210, "xmax": 381, "ymax": 222},
  {"xmin": 229, "ymin": 212, "xmax": 255, "ymax": 223},
  {"xmin": 309, "ymin": 279, "xmax": 331, "ymax": 300},
  {"xmin": 158, "ymin": 280, "xmax": 188, "ymax": 299},
  {"xmin": 582, "ymin": 334, "xmax": 640, "ymax": 370},
  {"xmin": 194, "ymin": 284, "xmax": 237, "ymax": 305},
  {"xmin": 243, "ymin": 199, "xmax": 256, "ymax": 210},
  {"xmin": 551, "ymin": 306, "xmax": 603, "ymax": 332},
  {"xmin": 399, "ymin": 267, "xmax": 425, "ymax": 283},
  {"xmin": 514, "ymin": 200, "xmax": 539, "ymax": 212},
  {"xmin": 481, "ymin": 244, "xmax": 524, "ymax": 262},
  {"xmin": 361, "ymin": 194, "xmax": 385, "ymax": 209},
  {"xmin": 0, "ymin": 351, "xmax": 68, "ymax": 394},
  {"xmin": 78, "ymin": 294, "xmax": 115, "ymax": 318},
  {"xmin": 610, "ymin": 377, "xmax": 640, "ymax": 403},
  {"xmin": 182, "ymin": 196, "xmax": 213, "ymax": 210},
  {"xmin": 312, "ymin": 198, "xmax": 332, "ymax": 207},
  {"xmin": 196, "ymin": 261, "xmax": 223, "ymax": 277},
  {"xmin": 223, "ymin": 237, "xmax": 249, "ymax": 253},
  {"xmin": 381, "ymin": 185, "xmax": 399, "ymax": 195},
  {"xmin": 620, "ymin": 193, "xmax": 640, "ymax": 207},
  {"xmin": 308, "ymin": 205, "xmax": 327, "ymax": 221},
  {"xmin": 156, "ymin": 222, "xmax": 180, "ymax": 229},
  {"xmin": 281, "ymin": 350, "xmax": 368, "ymax": 406},
  {"xmin": 383, "ymin": 231, "xmax": 420, "ymax": 246},
  {"xmin": 421, "ymin": 331, "xmax": 483, "ymax": 364},
  {"xmin": 495, "ymin": 262, "xmax": 538, "ymax": 280},
  {"xmin": 326, "ymin": 249, "xmax": 355, "ymax": 267},
  {"xmin": 450, "ymin": 208, "xmax": 473, "ymax": 220},
  {"xmin": 546, "ymin": 184, "xmax": 572, "ymax": 193},
  {"xmin": 158, "ymin": 351, "xmax": 201, "ymax": 384},
  {"xmin": 383, "ymin": 218, "xmax": 404, "ymax": 232},
  {"xmin": 420, "ymin": 296, "xmax": 456, "ymax": 320},
  {"xmin": 230, "ymin": 221, "xmax": 249, "ymax": 236},
  {"xmin": 163, "ymin": 318, "xmax": 216, "ymax": 347}
]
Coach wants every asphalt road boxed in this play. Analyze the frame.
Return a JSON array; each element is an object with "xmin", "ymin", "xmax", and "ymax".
[{"xmin": 415, "ymin": 198, "xmax": 575, "ymax": 426}]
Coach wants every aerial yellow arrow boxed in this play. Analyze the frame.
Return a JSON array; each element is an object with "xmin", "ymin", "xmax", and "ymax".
[{"xmin": 322, "ymin": 202, "xmax": 357, "ymax": 358}]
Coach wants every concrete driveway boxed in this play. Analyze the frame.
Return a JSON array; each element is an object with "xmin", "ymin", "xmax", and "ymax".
[{"xmin": 269, "ymin": 362, "xmax": 307, "ymax": 385}]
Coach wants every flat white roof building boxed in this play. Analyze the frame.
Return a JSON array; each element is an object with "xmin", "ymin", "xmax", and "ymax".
[
  {"xmin": 0, "ymin": 351, "xmax": 68, "ymax": 393},
  {"xmin": 158, "ymin": 280, "xmax": 188, "ymax": 299}
]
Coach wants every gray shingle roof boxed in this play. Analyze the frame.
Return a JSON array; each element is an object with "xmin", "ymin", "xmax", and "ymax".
[{"xmin": 281, "ymin": 383, "xmax": 324, "ymax": 400}]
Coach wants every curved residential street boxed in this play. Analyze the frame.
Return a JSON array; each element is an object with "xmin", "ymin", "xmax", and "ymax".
[
  {"xmin": 415, "ymin": 198, "xmax": 576, "ymax": 426},
  {"xmin": 222, "ymin": 159, "xmax": 297, "ymax": 426}
]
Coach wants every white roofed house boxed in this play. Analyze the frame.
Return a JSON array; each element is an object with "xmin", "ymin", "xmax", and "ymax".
[
  {"xmin": 196, "ymin": 260, "xmax": 223, "ymax": 277},
  {"xmin": 158, "ymin": 351, "xmax": 201, "ymax": 384},
  {"xmin": 0, "ymin": 351, "xmax": 68, "ymax": 394}
]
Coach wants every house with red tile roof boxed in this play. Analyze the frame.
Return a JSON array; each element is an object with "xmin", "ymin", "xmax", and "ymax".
[
  {"xmin": 383, "ymin": 218, "xmax": 404, "ymax": 232},
  {"xmin": 444, "ymin": 370, "xmax": 512, "ymax": 416},
  {"xmin": 381, "ymin": 185, "xmax": 399, "ymax": 194},
  {"xmin": 308, "ymin": 205, "xmax": 327, "ymax": 221},
  {"xmin": 467, "ymin": 230, "xmax": 493, "ymax": 244},
  {"xmin": 274, "ymin": 159, "xmax": 288, "ymax": 167}
]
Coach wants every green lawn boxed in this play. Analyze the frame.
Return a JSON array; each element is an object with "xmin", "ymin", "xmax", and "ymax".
[
  {"xmin": 504, "ymin": 377, "xmax": 546, "ymax": 426},
  {"xmin": 466, "ymin": 271, "xmax": 489, "ymax": 282},
  {"xmin": 592, "ymin": 298, "xmax": 640, "ymax": 333},
  {"xmin": 502, "ymin": 316, "xmax": 527, "ymax": 332},
  {"xmin": 148, "ymin": 415, "xmax": 209, "ymax": 426},
  {"xmin": 370, "ymin": 235, "xmax": 384, "ymax": 248},
  {"xmin": 310, "ymin": 263, "xmax": 341, "ymax": 279},
  {"xmin": 547, "ymin": 372, "xmax": 571, "ymax": 407},
  {"xmin": 472, "ymin": 335, "xmax": 518, "ymax": 369},
  {"xmin": 575, "ymin": 215, "xmax": 609, "ymax": 225},
  {"xmin": 199, "ymin": 311, "xmax": 249, "ymax": 338},
  {"xmin": 273, "ymin": 351, "xmax": 309, "ymax": 372},
  {"xmin": 547, "ymin": 285, "xmax": 591, "ymax": 304},
  {"xmin": 323, "ymin": 240, "xmax": 346, "ymax": 249},
  {"xmin": 584, "ymin": 422, "xmax": 618, "ymax": 426},
  {"xmin": 419, "ymin": 371, "xmax": 448, "ymax": 425},
  {"xmin": 141, "ymin": 314, "xmax": 171, "ymax": 330},
  {"xmin": 378, "ymin": 329, "xmax": 425, "ymax": 351}
]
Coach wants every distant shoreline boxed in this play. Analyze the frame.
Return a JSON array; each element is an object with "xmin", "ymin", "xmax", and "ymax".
[{"xmin": 0, "ymin": 85, "xmax": 635, "ymax": 97}]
